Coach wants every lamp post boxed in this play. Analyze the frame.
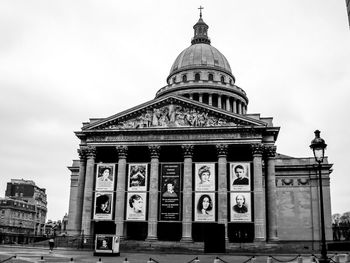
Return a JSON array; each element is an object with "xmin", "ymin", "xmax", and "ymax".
[{"xmin": 310, "ymin": 130, "xmax": 329, "ymax": 263}]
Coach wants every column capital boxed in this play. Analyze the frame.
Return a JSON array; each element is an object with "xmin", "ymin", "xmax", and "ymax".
[
  {"xmin": 181, "ymin": 144, "xmax": 194, "ymax": 157},
  {"xmin": 77, "ymin": 147, "xmax": 87, "ymax": 160},
  {"xmin": 265, "ymin": 145, "xmax": 277, "ymax": 158},
  {"xmin": 216, "ymin": 144, "xmax": 228, "ymax": 157},
  {"xmin": 148, "ymin": 145, "xmax": 160, "ymax": 158},
  {"xmin": 116, "ymin": 145, "xmax": 128, "ymax": 159},
  {"xmin": 251, "ymin": 144, "xmax": 264, "ymax": 156},
  {"xmin": 85, "ymin": 146, "xmax": 96, "ymax": 159}
]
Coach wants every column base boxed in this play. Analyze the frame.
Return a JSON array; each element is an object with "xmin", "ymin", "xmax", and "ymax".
[
  {"xmin": 254, "ymin": 237, "xmax": 267, "ymax": 242},
  {"xmin": 268, "ymin": 237, "xmax": 279, "ymax": 242},
  {"xmin": 146, "ymin": 236, "xmax": 158, "ymax": 241},
  {"xmin": 180, "ymin": 237, "xmax": 193, "ymax": 243}
]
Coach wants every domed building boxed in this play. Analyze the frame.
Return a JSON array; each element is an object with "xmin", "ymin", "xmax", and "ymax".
[{"xmin": 66, "ymin": 13, "xmax": 332, "ymax": 252}]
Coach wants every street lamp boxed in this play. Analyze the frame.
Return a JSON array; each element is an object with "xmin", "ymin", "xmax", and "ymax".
[{"xmin": 310, "ymin": 130, "xmax": 328, "ymax": 263}]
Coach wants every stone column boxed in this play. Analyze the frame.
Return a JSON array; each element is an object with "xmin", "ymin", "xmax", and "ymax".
[
  {"xmin": 181, "ymin": 144, "xmax": 194, "ymax": 242},
  {"xmin": 115, "ymin": 146, "xmax": 128, "ymax": 239},
  {"xmin": 67, "ymin": 160, "xmax": 80, "ymax": 235},
  {"xmin": 218, "ymin": 95, "xmax": 222, "ymax": 109},
  {"xmin": 251, "ymin": 144, "xmax": 266, "ymax": 241},
  {"xmin": 233, "ymin": 99, "xmax": 237, "ymax": 113},
  {"xmin": 265, "ymin": 145, "xmax": 278, "ymax": 241},
  {"xmin": 226, "ymin": 97, "xmax": 231, "ymax": 112},
  {"xmin": 199, "ymin": 93, "xmax": 203, "ymax": 103},
  {"xmin": 74, "ymin": 147, "xmax": 87, "ymax": 234},
  {"xmin": 237, "ymin": 101, "xmax": 241, "ymax": 114},
  {"xmin": 147, "ymin": 145, "xmax": 160, "ymax": 241},
  {"xmin": 208, "ymin": 94, "xmax": 213, "ymax": 106},
  {"xmin": 81, "ymin": 146, "xmax": 96, "ymax": 236},
  {"xmin": 216, "ymin": 144, "xmax": 228, "ymax": 240},
  {"xmin": 189, "ymin": 94, "xmax": 193, "ymax": 100}
]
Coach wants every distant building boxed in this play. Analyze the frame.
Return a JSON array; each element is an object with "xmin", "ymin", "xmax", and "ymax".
[
  {"xmin": 0, "ymin": 198, "xmax": 36, "ymax": 244},
  {"xmin": 0, "ymin": 179, "xmax": 47, "ymax": 243}
]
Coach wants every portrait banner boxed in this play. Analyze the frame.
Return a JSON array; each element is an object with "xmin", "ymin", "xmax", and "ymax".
[
  {"xmin": 194, "ymin": 163, "xmax": 215, "ymax": 191},
  {"xmin": 194, "ymin": 192, "xmax": 215, "ymax": 222},
  {"xmin": 230, "ymin": 192, "xmax": 251, "ymax": 222},
  {"xmin": 230, "ymin": 162, "xmax": 251, "ymax": 191},
  {"xmin": 95, "ymin": 234, "xmax": 113, "ymax": 253},
  {"xmin": 126, "ymin": 192, "xmax": 147, "ymax": 221},
  {"xmin": 94, "ymin": 192, "xmax": 113, "ymax": 220},
  {"xmin": 160, "ymin": 163, "xmax": 181, "ymax": 221},
  {"xmin": 127, "ymin": 163, "xmax": 148, "ymax": 191},
  {"xmin": 95, "ymin": 163, "xmax": 115, "ymax": 191}
]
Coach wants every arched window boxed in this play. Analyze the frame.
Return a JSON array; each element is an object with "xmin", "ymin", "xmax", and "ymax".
[
  {"xmin": 208, "ymin": 73, "xmax": 214, "ymax": 81},
  {"xmin": 229, "ymin": 79, "xmax": 232, "ymax": 85},
  {"xmin": 172, "ymin": 77, "xmax": 176, "ymax": 84},
  {"xmin": 182, "ymin": 75, "xmax": 187, "ymax": 82},
  {"xmin": 195, "ymin": 73, "xmax": 200, "ymax": 81},
  {"xmin": 221, "ymin": 76, "xmax": 225, "ymax": 83}
]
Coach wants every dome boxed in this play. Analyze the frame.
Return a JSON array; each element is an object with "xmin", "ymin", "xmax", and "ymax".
[{"xmin": 169, "ymin": 44, "xmax": 232, "ymax": 76}]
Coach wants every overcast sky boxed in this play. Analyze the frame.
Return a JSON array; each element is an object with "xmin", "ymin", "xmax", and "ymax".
[{"xmin": 0, "ymin": 1, "xmax": 349, "ymax": 221}]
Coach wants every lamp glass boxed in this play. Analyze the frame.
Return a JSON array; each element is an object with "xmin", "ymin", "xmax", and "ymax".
[{"xmin": 313, "ymin": 148, "xmax": 324, "ymax": 163}]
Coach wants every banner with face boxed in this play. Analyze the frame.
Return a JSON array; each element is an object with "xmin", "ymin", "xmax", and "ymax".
[
  {"xmin": 230, "ymin": 192, "xmax": 251, "ymax": 222},
  {"xmin": 230, "ymin": 163, "xmax": 251, "ymax": 191},
  {"xmin": 126, "ymin": 192, "xmax": 147, "ymax": 221},
  {"xmin": 194, "ymin": 163, "xmax": 215, "ymax": 192},
  {"xmin": 127, "ymin": 163, "xmax": 148, "ymax": 191},
  {"xmin": 94, "ymin": 192, "xmax": 113, "ymax": 220},
  {"xmin": 194, "ymin": 192, "xmax": 215, "ymax": 222},
  {"xmin": 95, "ymin": 164, "xmax": 115, "ymax": 191},
  {"xmin": 159, "ymin": 163, "xmax": 181, "ymax": 221}
]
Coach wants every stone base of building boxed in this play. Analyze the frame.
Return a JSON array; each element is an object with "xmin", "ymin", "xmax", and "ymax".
[{"xmin": 118, "ymin": 240, "xmax": 321, "ymax": 254}]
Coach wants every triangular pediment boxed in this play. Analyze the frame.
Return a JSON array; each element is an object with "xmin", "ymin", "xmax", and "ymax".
[{"xmin": 82, "ymin": 95, "xmax": 267, "ymax": 131}]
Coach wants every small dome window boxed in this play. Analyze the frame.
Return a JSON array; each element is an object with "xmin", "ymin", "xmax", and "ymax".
[
  {"xmin": 182, "ymin": 75, "xmax": 187, "ymax": 82},
  {"xmin": 208, "ymin": 73, "xmax": 214, "ymax": 81},
  {"xmin": 172, "ymin": 77, "xmax": 176, "ymax": 84},
  {"xmin": 195, "ymin": 73, "xmax": 200, "ymax": 81},
  {"xmin": 221, "ymin": 76, "xmax": 225, "ymax": 83},
  {"xmin": 229, "ymin": 79, "xmax": 232, "ymax": 85}
]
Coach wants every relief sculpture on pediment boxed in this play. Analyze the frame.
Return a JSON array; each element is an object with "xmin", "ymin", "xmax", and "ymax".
[{"xmin": 105, "ymin": 104, "xmax": 237, "ymax": 129}]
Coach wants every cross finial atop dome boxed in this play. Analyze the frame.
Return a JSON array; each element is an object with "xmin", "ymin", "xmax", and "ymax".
[
  {"xmin": 192, "ymin": 6, "xmax": 211, "ymax": 45},
  {"xmin": 198, "ymin": 6, "xmax": 204, "ymax": 18}
]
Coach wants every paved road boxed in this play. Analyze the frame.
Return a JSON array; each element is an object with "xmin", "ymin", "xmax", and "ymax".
[{"xmin": 0, "ymin": 246, "xmax": 348, "ymax": 263}]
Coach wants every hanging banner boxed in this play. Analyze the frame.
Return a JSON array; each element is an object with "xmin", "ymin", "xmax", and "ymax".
[
  {"xmin": 230, "ymin": 162, "xmax": 251, "ymax": 191},
  {"xmin": 95, "ymin": 163, "xmax": 115, "ymax": 191},
  {"xmin": 126, "ymin": 192, "xmax": 147, "ymax": 221},
  {"xmin": 160, "ymin": 163, "xmax": 181, "ymax": 221},
  {"xmin": 194, "ymin": 192, "xmax": 215, "ymax": 222},
  {"xmin": 127, "ymin": 163, "xmax": 148, "ymax": 191},
  {"xmin": 194, "ymin": 163, "xmax": 215, "ymax": 191},
  {"xmin": 94, "ymin": 192, "xmax": 113, "ymax": 220},
  {"xmin": 230, "ymin": 192, "xmax": 252, "ymax": 222}
]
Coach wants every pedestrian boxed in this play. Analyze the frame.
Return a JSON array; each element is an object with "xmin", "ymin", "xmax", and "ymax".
[{"xmin": 48, "ymin": 238, "xmax": 54, "ymax": 253}]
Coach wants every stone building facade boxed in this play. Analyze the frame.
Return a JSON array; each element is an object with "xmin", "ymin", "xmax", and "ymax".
[{"xmin": 66, "ymin": 14, "xmax": 333, "ymax": 250}]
